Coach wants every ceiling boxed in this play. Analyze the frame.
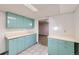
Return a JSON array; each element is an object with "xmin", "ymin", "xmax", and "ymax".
[{"xmin": 0, "ymin": 4, "xmax": 78, "ymax": 19}]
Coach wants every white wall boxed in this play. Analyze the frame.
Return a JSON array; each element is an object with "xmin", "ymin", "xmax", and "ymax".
[
  {"xmin": 74, "ymin": 7, "xmax": 79, "ymax": 40},
  {"xmin": 0, "ymin": 12, "xmax": 6, "ymax": 53},
  {"xmin": 49, "ymin": 13, "xmax": 75, "ymax": 41}
]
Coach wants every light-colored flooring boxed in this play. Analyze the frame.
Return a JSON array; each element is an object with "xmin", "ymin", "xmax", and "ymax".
[{"xmin": 19, "ymin": 43, "xmax": 48, "ymax": 55}]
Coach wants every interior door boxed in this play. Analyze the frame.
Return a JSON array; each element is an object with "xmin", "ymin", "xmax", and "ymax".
[{"xmin": 39, "ymin": 21, "xmax": 48, "ymax": 46}]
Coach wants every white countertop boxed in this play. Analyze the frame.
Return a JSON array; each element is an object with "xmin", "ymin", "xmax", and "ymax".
[
  {"xmin": 5, "ymin": 30, "xmax": 79, "ymax": 43},
  {"xmin": 5, "ymin": 29, "xmax": 36, "ymax": 39},
  {"xmin": 48, "ymin": 34, "xmax": 79, "ymax": 43}
]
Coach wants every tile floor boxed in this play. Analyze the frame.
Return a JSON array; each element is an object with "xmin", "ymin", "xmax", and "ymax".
[{"xmin": 19, "ymin": 43, "xmax": 48, "ymax": 55}]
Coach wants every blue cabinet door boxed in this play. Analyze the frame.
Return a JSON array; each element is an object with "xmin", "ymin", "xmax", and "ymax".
[
  {"xmin": 58, "ymin": 40, "xmax": 74, "ymax": 55},
  {"xmin": 9, "ymin": 39, "xmax": 18, "ymax": 55},
  {"xmin": 23, "ymin": 17, "xmax": 34, "ymax": 28},
  {"xmin": 24, "ymin": 34, "xmax": 37, "ymax": 47},
  {"xmin": 57, "ymin": 40, "xmax": 66, "ymax": 55},
  {"xmin": 9, "ymin": 38, "xmax": 23, "ymax": 55},
  {"xmin": 6, "ymin": 12, "xmax": 17, "ymax": 28},
  {"xmin": 9, "ymin": 39, "xmax": 14, "ymax": 55},
  {"xmin": 63, "ymin": 41, "xmax": 74, "ymax": 55},
  {"xmin": 6, "ymin": 12, "xmax": 23, "ymax": 28},
  {"xmin": 15, "ymin": 16, "xmax": 24, "ymax": 28},
  {"xmin": 48, "ymin": 38, "xmax": 58, "ymax": 55}
]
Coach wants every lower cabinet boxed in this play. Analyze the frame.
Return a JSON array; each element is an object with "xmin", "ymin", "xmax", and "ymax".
[
  {"xmin": 48, "ymin": 38, "xmax": 74, "ymax": 55},
  {"xmin": 7, "ymin": 34, "xmax": 37, "ymax": 55}
]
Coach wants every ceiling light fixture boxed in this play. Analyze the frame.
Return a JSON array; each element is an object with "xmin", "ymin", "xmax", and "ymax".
[{"xmin": 24, "ymin": 4, "xmax": 38, "ymax": 12}]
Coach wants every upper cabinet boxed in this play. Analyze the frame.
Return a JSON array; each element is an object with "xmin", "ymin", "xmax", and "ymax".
[{"xmin": 6, "ymin": 12, "xmax": 35, "ymax": 28}]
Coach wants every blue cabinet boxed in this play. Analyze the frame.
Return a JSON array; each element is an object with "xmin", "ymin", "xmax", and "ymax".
[
  {"xmin": 6, "ymin": 12, "xmax": 35, "ymax": 28},
  {"xmin": 6, "ymin": 13, "xmax": 17, "ymax": 28},
  {"xmin": 48, "ymin": 38, "xmax": 74, "ymax": 55},
  {"xmin": 7, "ymin": 34, "xmax": 37, "ymax": 55},
  {"xmin": 48, "ymin": 39, "xmax": 58, "ymax": 55},
  {"xmin": 23, "ymin": 17, "xmax": 34, "ymax": 28}
]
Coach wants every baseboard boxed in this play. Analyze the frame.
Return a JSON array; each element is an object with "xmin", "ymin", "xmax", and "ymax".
[{"xmin": 0, "ymin": 51, "xmax": 8, "ymax": 55}]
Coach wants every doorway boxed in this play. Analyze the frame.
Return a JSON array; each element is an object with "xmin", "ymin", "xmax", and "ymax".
[{"xmin": 38, "ymin": 19, "xmax": 49, "ymax": 46}]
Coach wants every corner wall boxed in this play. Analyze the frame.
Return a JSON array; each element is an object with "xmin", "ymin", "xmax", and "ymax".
[
  {"xmin": 0, "ymin": 12, "xmax": 6, "ymax": 53},
  {"xmin": 74, "ymin": 7, "xmax": 79, "ymax": 41}
]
